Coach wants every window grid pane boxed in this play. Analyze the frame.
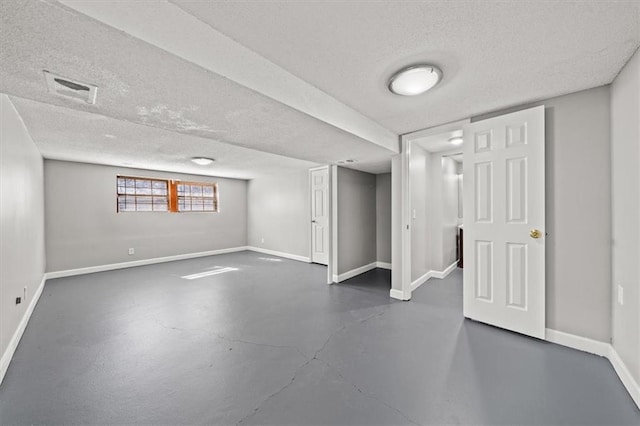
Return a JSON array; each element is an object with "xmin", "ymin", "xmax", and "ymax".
[
  {"xmin": 117, "ymin": 177, "xmax": 216, "ymax": 213},
  {"xmin": 117, "ymin": 176, "xmax": 169, "ymax": 212},
  {"xmin": 177, "ymin": 182, "xmax": 217, "ymax": 212}
]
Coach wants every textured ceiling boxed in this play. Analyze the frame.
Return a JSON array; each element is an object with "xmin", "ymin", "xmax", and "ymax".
[
  {"xmin": 174, "ymin": 0, "xmax": 640, "ymax": 134},
  {"xmin": 0, "ymin": 0, "xmax": 395, "ymax": 175},
  {"xmin": 414, "ymin": 129, "xmax": 464, "ymax": 154},
  {"xmin": 10, "ymin": 97, "xmax": 318, "ymax": 180},
  {"xmin": 1, "ymin": 0, "xmax": 638, "ymax": 178}
]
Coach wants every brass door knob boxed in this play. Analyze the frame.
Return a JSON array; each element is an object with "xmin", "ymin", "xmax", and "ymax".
[{"xmin": 530, "ymin": 229, "xmax": 542, "ymax": 239}]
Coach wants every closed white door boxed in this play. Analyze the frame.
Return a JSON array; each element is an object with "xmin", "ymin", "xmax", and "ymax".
[
  {"xmin": 311, "ymin": 167, "xmax": 329, "ymax": 265},
  {"xmin": 463, "ymin": 106, "xmax": 545, "ymax": 339}
]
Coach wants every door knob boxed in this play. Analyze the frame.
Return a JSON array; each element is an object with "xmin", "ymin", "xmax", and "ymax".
[
  {"xmin": 312, "ymin": 220, "xmax": 317, "ymax": 223},
  {"xmin": 530, "ymin": 229, "xmax": 542, "ymax": 239}
]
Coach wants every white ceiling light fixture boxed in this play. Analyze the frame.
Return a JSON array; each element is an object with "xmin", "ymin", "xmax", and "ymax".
[
  {"xmin": 191, "ymin": 157, "xmax": 215, "ymax": 165},
  {"xmin": 388, "ymin": 65, "xmax": 443, "ymax": 96},
  {"xmin": 449, "ymin": 136, "xmax": 463, "ymax": 146}
]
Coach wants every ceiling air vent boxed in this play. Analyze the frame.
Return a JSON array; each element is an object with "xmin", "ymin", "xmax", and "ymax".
[
  {"xmin": 43, "ymin": 70, "xmax": 97, "ymax": 104},
  {"xmin": 335, "ymin": 159, "xmax": 357, "ymax": 165}
]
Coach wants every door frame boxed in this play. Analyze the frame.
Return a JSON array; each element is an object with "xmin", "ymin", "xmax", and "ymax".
[
  {"xmin": 392, "ymin": 119, "xmax": 470, "ymax": 300},
  {"xmin": 308, "ymin": 165, "xmax": 336, "ymax": 284}
]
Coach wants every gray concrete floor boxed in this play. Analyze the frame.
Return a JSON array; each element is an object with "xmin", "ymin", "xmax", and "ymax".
[{"xmin": 1, "ymin": 251, "xmax": 638, "ymax": 425}]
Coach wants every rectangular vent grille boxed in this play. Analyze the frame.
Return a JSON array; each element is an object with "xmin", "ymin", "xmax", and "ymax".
[{"xmin": 43, "ymin": 70, "xmax": 97, "ymax": 104}]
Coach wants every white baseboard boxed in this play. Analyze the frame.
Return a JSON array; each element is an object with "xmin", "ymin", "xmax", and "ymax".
[
  {"xmin": 390, "ymin": 288, "xmax": 410, "ymax": 301},
  {"xmin": 46, "ymin": 246, "xmax": 249, "ymax": 279},
  {"xmin": 411, "ymin": 271, "xmax": 433, "ymax": 292},
  {"xmin": 432, "ymin": 261, "xmax": 458, "ymax": 279},
  {"xmin": 246, "ymin": 246, "xmax": 310, "ymax": 263},
  {"xmin": 545, "ymin": 329, "xmax": 610, "ymax": 357},
  {"xmin": 409, "ymin": 262, "xmax": 459, "ymax": 294},
  {"xmin": 333, "ymin": 262, "xmax": 377, "ymax": 283},
  {"xmin": 376, "ymin": 261, "xmax": 392, "ymax": 270},
  {"xmin": 546, "ymin": 328, "xmax": 639, "ymax": 409},
  {"xmin": 608, "ymin": 346, "xmax": 640, "ymax": 409},
  {"xmin": 1, "ymin": 274, "xmax": 47, "ymax": 385}
]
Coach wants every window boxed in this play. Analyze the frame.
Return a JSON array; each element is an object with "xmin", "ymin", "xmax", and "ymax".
[
  {"xmin": 177, "ymin": 182, "xmax": 219, "ymax": 212},
  {"xmin": 117, "ymin": 176, "xmax": 168, "ymax": 212},
  {"xmin": 116, "ymin": 176, "xmax": 219, "ymax": 213}
]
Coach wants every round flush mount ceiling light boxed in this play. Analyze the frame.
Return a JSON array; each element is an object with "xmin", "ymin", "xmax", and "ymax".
[
  {"xmin": 449, "ymin": 136, "xmax": 463, "ymax": 146},
  {"xmin": 191, "ymin": 157, "xmax": 215, "ymax": 165},
  {"xmin": 388, "ymin": 65, "xmax": 443, "ymax": 96}
]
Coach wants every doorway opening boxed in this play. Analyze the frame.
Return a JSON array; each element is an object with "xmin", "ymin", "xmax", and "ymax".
[
  {"xmin": 408, "ymin": 128, "xmax": 465, "ymax": 293},
  {"xmin": 394, "ymin": 106, "xmax": 546, "ymax": 340}
]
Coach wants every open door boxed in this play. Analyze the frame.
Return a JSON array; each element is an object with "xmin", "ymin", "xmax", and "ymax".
[{"xmin": 463, "ymin": 106, "xmax": 545, "ymax": 339}]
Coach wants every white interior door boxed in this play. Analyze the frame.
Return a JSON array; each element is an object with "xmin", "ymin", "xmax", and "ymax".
[
  {"xmin": 463, "ymin": 106, "xmax": 545, "ymax": 339},
  {"xmin": 311, "ymin": 167, "xmax": 329, "ymax": 265}
]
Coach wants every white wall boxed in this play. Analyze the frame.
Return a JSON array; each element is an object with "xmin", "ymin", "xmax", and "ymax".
[
  {"xmin": 376, "ymin": 173, "xmax": 391, "ymax": 264},
  {"xmin": 45, "ymin": 160, "xmax": 247, "ymax": 271},
  {"xmin": 426, "ymin": 150, "xmax": 462, "ymax": 273},
  {"xmin": 611, "ymin": 48, "xmax": 640, "ymax": 384},
  {"xmin": 410, "ymin": 148, "xmax": 461, "ymax": 278},
  {"xmin": 247, "ymin": 169, "xmax": 310, "ymax": 259},
  {"xmin": 410, "ymin": 145, "xmax": 430, "ymax": 282},
  {"xmin": 473, "ymin": 85, "xmax": 613, "ymax": 342},
  {"xmin": 0, "ymin": 94, "xmax": 46, "ymax": 379},
  {"xmin": 456, "ymin": 162, "xmax": 463, "ymax": 224},
  {"xmin": 441, "ymin": 156, "xmax": 459, "ymax": 269},
  {"xmin": 337, "ymin": 167, "xmax": 377, "ymax": 275}
]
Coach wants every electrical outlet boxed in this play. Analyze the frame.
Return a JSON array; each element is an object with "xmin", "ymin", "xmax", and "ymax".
[
  {"xmin": 261, "ymin": 238, "xmax": 264, "ymax": 244},
  {"xmin": 24, "ymin": 286, "xmax": 27, "ymax": 301},
  {"xmin": 412, "ymin": 209, "xmax": 417, "ymax": 220},
  {"xmin": 128, "ymin": 248, "xmax": 135, "ymax": 255},
  {"xmin": 618, "ymin": 285, "xmax": 624, "ymax": 305},
  {"xmin": 15, "ymin": 297, "xmax": 21, "ymax": 305}
]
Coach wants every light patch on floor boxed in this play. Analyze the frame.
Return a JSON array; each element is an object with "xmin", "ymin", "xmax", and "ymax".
[
  {"xmin": 181, "ymin": 266, "xmax": 239, "ymax": 280},
  {"xmin": 258, "ymin": 257, "xmax": 282, "ymax": 262}
]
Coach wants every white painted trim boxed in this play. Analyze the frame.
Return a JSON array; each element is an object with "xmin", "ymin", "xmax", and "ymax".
[
  {"xmin": 545, "ymin": 329, "xmax": 610, "ymax": 357},
  {"xmin": 403, "ymin": 119, "xmax": 471, "ymax": 142},
  {"xmin": 309, "ymin": 165, "xmax": 331, "ymax": 172},
  {"xmin": 247, "ymin": 246, "xmax": 310, "ymax": 263},
  {"xmin": 609, "ymin": 346, "xmax": 640, "ymax": 408},
  {"xmin": 411, "ymin": 271, "xmax": 433, "ymax": 292},
  {"xmin": 396, "ymin": 138, "xmax": 413, "ymax": 300},
  {"xmin": 396, "ymin": 119, "xmax": 471, "ymax": 302},
  {"xmin": 330, "ymin": 165, "xmax": 338, "ymax": 284},
  {"xmin": 409, "ymin": 262, "xmax": 459, "ymax": 294},
  {"xmin": 390, "ymin": 288, "xmax": 410, "ymax": 301},
  {"xmin": 431, "ymin": 261, "xmax": 459, "ymax": 279},
  {"xmin": 545, "ymin": 328, "xmax": 640, "ymax": 409},
  {"xmin": 333, "ymin": 262, "xmax": 390, "ymax": 281},
  {"xmin": 376, "ymin": 262, "xmax": 392, "ymax": 270},
  {"xmin": 0, "ymin": 274, "xmax": 47, "ymax": 385},
  {"xmin": 46, "ymin": 246, "xmax": 248, "ymax": 279},
  {"xmin": 333, "ymin": 262, "xmax": 377, "ymax": 283}
]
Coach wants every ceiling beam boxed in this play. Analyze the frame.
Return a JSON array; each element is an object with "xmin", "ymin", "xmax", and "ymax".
[{"xmin": 58, "ymin": 0, "xmax": 399, "ymax": 154}]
